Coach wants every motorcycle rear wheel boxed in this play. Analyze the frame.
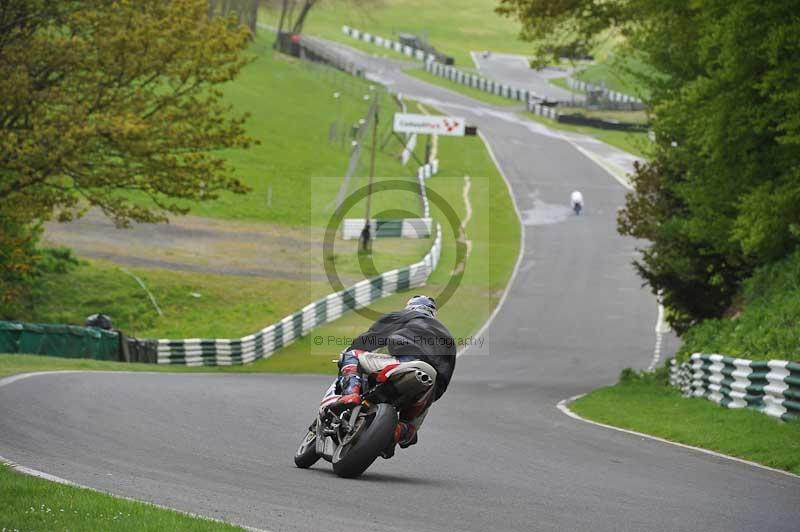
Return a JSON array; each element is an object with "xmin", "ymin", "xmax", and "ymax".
[
  {"xmin": 332, "ymin": 403, "xmax": 396, "ymax": 479},
  {"xmin": 294, "ymin": 422, "xmax": 321, "ymax": 468}
]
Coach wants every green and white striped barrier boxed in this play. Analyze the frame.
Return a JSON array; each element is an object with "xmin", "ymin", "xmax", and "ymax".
[
  {"xmin": 342, "ymin": 25, "xmax": 435, "ymax": 62},
  {"xmin": 566, "ymin": 77, "xmax": 643, "ymax": 106},
  {"xmin": 669, "ymin": 354, "xmax": 800, "ymax": 421},
  {"xmin": 156, "ymin": 224, "xmax": 443, "ymax": 365},
  {"xmin": 527, "ymin": 100, "xmax": 560, "ymax": 120},
  {"xmin": 424, "ymin": 60, "xmax": 545, "ymax": 104}
]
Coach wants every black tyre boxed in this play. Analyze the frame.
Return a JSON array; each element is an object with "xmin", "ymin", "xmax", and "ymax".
[
  {"xmin": 294, "ymin": 423, "xmax": 321, "ymax": 469},
  {"xmin": 332, "ymin": 403, "xmax": 397, "ymax": 479}
]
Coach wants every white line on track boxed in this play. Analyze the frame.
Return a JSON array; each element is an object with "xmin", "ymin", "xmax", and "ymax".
[{"xmin": 556, "ymin": 394, "xmax": 800, "ymax": 480}]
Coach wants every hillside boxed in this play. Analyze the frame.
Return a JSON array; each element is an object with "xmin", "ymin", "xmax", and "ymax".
[
  {"xmin": 676, "ymin": 250, "xmax": 800, "ymax": 362},
  {"xmin": 262, "ymin": 0, "xmax": 533, "ymax": 67}
]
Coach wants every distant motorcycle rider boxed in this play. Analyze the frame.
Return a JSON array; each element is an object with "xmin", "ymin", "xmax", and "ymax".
[
  {"xmin": 319, "ymin": 295, "xmax": 456, "ymax": 449},
  {"xmin": 570, "ymin": 190, "xmax": 584, "ymax": 215}
]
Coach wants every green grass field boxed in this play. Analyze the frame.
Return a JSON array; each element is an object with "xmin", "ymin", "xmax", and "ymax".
[
  {"xmin": 179, "ymin": 34, "xmax": 426, "ymax": 226},
  {"xmin": 0, "ymin": 464, "xmax": 245, "ymax": 531},
  {"xmin": 571, "ymin": 369, "xmax": 800, "ymax": 474},
  {"xmin": 8, "ymin": 259, "xmax": 330, "ymax": 339},
  {"xmin": 262, "ymin": 0, "xmax": 533, "ymax": 68}
]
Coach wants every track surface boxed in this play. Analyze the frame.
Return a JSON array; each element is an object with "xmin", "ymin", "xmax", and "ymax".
[{"xmin": 2, "ymin": 41, "xmax": 799, "ymax": 532}]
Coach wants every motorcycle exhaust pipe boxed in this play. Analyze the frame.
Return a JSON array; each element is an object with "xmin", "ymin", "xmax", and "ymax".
[{"xmin": 415, "ymin": 370, "xmax": 433, "ymax": 386}]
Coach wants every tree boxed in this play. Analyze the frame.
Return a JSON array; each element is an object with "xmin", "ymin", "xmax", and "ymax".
[
  {"xmin": 498, "ymin": 0, "xmax": 800, "ymax": 332},
  {"xmin": 208, "ymin": 0, "xmax": 262, "ymax": 34},
  {"xmin": 274, "ymin": 0, "xmax": 319, "ymax": 37},
  {"xmin": 271, "ymin": 0, "xmax": 369, "ymax": 50},
  {"xmin": 0, "ymin": 0, "xmax": 255, "ymax": 305}
]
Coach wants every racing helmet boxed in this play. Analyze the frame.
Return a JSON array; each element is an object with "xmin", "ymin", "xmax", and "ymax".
[{"xmin": 406, "ymin": 295, "xmax": 437, "ymax": 318}]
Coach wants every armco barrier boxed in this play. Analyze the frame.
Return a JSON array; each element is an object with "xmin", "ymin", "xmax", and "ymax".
[
  {"xmin": 566, "ymin": 77, "xmax": 643, "ymax": 106},
  {"xmin": 342, "ymin": 25, "xmax": 436, "ymax": 63},
  {"xmin": 424, "ymin": 60, "xmax": 545, "ymax": 104},
  {"xmin": 296, "ymin": 34, "xmax": 363, "ymax": 76},
  {"xmin": 527, "ymin": 100, "xmax": 559, "ymax": 120},
  {"xmin": 156, "ymin": 224, "xmax": 442, "ymax": 365},
  {"xmin": 670, "ymin": 354, "xmax": 800, "ymax": 421}
]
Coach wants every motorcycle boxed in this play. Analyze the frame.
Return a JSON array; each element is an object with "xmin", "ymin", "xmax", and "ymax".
[{"xmin": 294, "ymin": 360, "xmax": 435, "ymax": 478}]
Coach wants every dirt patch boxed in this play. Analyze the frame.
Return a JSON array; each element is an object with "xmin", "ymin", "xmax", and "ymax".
[{"xmin": 44, "ymin": 210, "xmax": 331, "ymax": 282}]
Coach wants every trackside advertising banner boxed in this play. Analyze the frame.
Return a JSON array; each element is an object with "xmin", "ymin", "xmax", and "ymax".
[{"xmin": 393, "ymin": 113, "xmax": 465, "ymax": 137}]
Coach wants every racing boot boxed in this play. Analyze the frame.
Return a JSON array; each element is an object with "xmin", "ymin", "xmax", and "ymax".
[
  {"xmin": 380, "ymin": 421, "xmax": 416, "ymax": 458},
  {"xmin": 329, "ymin": 365, "xmax": 362, "ymax": 411},
  {"xmin": 394, "ymin": 421, "xmax": 418, "ymax": 448}
]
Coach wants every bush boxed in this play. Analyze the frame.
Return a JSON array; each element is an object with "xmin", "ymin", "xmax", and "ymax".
[{"xmin": 676, "ymin": 249, "xmax": 800, "ymax": 362}]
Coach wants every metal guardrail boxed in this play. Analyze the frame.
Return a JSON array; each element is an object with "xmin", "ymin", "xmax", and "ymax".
[
  {"xmin": 527, "ymin": 101, "xmax": 559, "ymax": 120},
  {"xmin": 565, "ymin": 77, "xmax": 643, "ymax": 106},
  {"xmin": 342, "ymin": 25, "xmax": 435, "ymax": 63},
  {"xmin": 424, "ymin": 60, "xmax": 545, "ymax": 104},
  {"xmin": 670, "ymin": 354, "xmax": 800, "ymax": 421}
]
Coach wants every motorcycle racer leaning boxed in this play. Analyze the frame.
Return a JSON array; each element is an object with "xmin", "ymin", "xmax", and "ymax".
[{"xmin": 319, "ymin": 295, "xmax": 456, "ymax": 450}]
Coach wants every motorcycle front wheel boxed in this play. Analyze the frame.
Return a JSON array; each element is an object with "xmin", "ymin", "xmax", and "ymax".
[
  {"xmin": 294, "ymin": 421, "xmax": 321, "ymax": 468},
  {"xmin": 332, "ymin": 403, "xmax": 396, "ymax": 479}
]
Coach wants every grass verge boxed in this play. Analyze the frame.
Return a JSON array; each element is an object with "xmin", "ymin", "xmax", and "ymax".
[
  {"xmin": 522, "ymin": 111, "xmax": 650, "ymax": 158},
  {"xmin": 0, "ymin": 463, "xmax": 245, "ymax": 531},
  {"xmin": 570, "ymin": 370, "xmax": 800, "ymax": 474}
]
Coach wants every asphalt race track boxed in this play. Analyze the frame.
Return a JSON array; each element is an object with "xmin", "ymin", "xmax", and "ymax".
[{"xmin": 2, "ymin": 40, "xmax": 799, "ymax": 532}]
